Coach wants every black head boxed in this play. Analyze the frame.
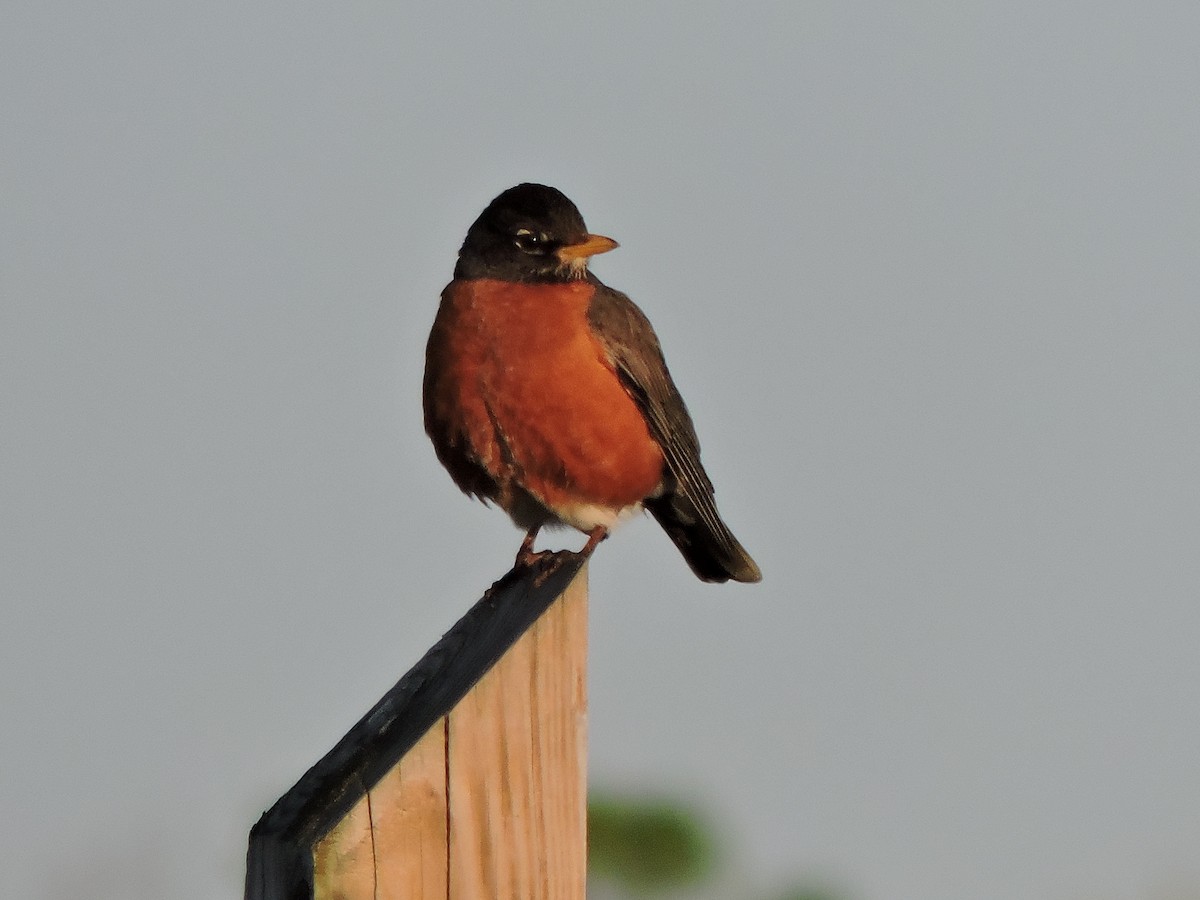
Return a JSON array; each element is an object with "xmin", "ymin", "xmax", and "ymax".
[{"xmin": 454, "ymin": 183, "xmax": 618, "ymax": 282}]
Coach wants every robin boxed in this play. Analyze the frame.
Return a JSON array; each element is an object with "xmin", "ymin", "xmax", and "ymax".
[{"xmin": 423, "ymin": 183, "xmax": 761, "ymax": 584}]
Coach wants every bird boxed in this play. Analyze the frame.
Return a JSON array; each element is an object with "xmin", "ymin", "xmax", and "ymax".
[{"xmin": 423, "ymin": 183, "xmax": 761, "ymax": 584}]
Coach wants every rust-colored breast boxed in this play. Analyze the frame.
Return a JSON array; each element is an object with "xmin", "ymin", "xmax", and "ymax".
[{"xmin": 423, "ymin": 279, "xmax": 664, "ymax": 520}]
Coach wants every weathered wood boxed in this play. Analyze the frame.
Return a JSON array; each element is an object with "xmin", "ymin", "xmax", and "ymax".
[
  {"xmin": 313, "ymin": 722, "xmax": 449, "ymax": 900},
  {"xmin": 448, "ymin": 568, "xmax": 588, "ymax": 899},
  {"xmin": 246, "ymin": 552, "xmax": 589, "ymax": 900}
]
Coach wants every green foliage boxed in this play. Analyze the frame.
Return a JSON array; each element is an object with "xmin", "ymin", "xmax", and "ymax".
[
  {"xmin": 771, "ymin": 890, "xmax": 844, "ymax": 900},
  {"xmin": 586, "ymin": 793, "xmax": 850, "ymax": 900},
  {"xmin": 587, "ymin": 794, "xmax": 715, "ymax": 895}
]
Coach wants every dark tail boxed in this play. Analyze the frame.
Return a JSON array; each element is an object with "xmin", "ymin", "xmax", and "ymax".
[{"xmin": 646, "ymin": 494, "xmax": 762, "ymax": 584}]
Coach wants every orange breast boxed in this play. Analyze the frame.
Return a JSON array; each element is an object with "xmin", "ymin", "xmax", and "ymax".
[{"xmin": 424, "ymin": 279, "xmax": 664, "ymax": 518}]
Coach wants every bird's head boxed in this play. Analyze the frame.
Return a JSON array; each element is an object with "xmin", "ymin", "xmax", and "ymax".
[{"xmin": 454, "ymin": 183, "xmax": 618, "ymax": 282}]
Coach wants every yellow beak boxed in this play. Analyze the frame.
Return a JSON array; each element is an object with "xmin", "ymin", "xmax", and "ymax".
[{"xmin": 556, "ymin": 233, "xmax": 619, "ymax": 261}]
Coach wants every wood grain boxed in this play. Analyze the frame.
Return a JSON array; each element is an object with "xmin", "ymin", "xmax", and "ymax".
[
  {"xmin": 447, "ymin": 565, "xmax": 588, "ymax": 900},
  {"xmin": 302, "ymin": 561, "xmax": 588, "ymax": 900},
  {"xmin": 313, "ymin": 723, "xmax": 449, "ymax": 900}
]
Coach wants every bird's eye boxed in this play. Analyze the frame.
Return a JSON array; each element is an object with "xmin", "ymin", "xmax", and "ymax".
[{"xmin": 513, "ymin": 228, "xmax": 549, "ymax": 254}]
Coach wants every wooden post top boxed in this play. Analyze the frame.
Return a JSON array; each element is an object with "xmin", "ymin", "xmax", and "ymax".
[{"xmin": 245, "ymin": 551, "xmax": 590, "ymax": 900}]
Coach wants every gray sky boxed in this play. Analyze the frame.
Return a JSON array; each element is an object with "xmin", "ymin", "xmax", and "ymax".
[{"xmin": 3, "ymin": 3, "xmax": 1199, "ymax": 899}]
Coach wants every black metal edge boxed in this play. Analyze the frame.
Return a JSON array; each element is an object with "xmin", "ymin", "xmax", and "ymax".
[{"xmin": 244, "ymin": 551, "xmax": 588, "ymax": 900}]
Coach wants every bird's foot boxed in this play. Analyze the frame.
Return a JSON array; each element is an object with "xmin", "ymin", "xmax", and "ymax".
[
  {"xmin": 514, "ymin": 526, "xmax": 549, "ymax": 570},
  {"xmin": 579, "ymin": 525, "xmax": 608, "ymax": 556},
  {"xmin": 513, "ymin": 525, "xmax": 607, "ymax": 586}
]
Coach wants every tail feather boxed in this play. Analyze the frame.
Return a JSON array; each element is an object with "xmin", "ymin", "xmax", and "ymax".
[{"xmin": 646, "ymin": 495, "xmax": 762, "ymax": 584}]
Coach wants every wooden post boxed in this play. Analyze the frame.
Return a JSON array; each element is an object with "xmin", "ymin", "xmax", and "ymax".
[{"xmin": 245, "ymin": 553, "xmax": 589, "ymax": 900}]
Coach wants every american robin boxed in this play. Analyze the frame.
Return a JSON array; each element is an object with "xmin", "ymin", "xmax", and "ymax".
[{"xmin": 423, "ymin": 183, "xmax": 761, "ymax": 584}]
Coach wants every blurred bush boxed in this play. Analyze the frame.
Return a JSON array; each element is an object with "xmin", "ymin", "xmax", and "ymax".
[
  {"xmin": 587, "ymin": 793, "xmax": 847, "ymax": 899},
  {"xmin": 588, "ymin": 794, "xmax": 714, "ymax": 895}
]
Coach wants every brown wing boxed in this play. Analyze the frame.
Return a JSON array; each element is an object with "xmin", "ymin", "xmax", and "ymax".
[{"xmin": 586, "ymin": 279, "xmax": 761, "ymax": 583}]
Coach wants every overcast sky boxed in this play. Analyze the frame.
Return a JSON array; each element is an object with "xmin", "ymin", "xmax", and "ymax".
[{"xmin": 3, "ymin": 3, "xmax": 1199, "ymax": 899}]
